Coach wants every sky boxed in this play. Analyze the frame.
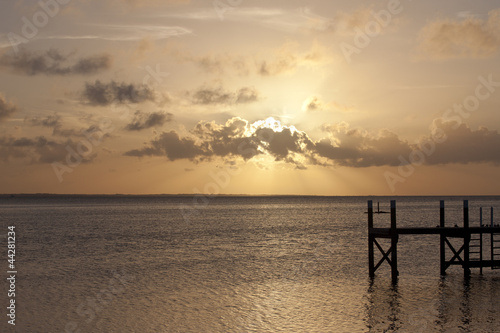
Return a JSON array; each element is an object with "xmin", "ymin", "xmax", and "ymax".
[{"xmin": 1, "ymin": 0, "xmax": 500, "ymax": 195}]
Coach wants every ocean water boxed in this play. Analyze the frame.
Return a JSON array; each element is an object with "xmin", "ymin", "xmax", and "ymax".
[{"xmin": 1, "ymin": 195, "xmax": 500, "ymax": 332}]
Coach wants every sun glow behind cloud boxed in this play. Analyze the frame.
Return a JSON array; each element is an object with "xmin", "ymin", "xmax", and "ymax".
[{"xmin": 0, "ymin": 1, "xmax": 499, "ymax": 195}]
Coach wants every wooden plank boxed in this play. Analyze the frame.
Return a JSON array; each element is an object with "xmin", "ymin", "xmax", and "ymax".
[
  {"xmin": 369, "ymin": 227, "xmax": 500, "ymax": 235},
  {"xmin": 447, "ymin": 260, "xmax": 500, "ymax": 267}
]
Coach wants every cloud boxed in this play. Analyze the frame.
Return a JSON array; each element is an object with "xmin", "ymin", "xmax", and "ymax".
[
  {"xmin": 190, "ymin": 85, "xmax": 260, "ymax": 105},
  {"xmin": 171, "ymin": 41, "xmax": 330, "ymax": 77},
  {"xmin": 82, "ymin": 80, "xmax": 156, "ymax": 106},
  {"xmin": 77, "ymin": 24, "xmax": 192, "ymax": 41},
  {"xmin": 315, "ymin": 123, "xmax": 413, "ymax": 167},
  {"xmin": 97, "ymin": 0, "xmax": 191, "ymax": 8},
  {"xmin": 257, "ymin": 41, "xmax": 329, "ymax": 76},
  {"xmin": 125, "ymin": 110, "xmax": 173, "ymax": 131},
  {"xmin": 255, "ymin": 126, "xmax": 314, "ymax": 161},
  {"xmin": 302, "ymin": 96, "xmax": 354, "ymax": 113},
  {"xmin": 235, "ymin": 87, "xmax": 259, "ymax": 103},
  {"xmin": 124, "ymin": 116, "xmax": 500, "ymax": 168},
  {"xmin": 335, "ymin": 6, "xmax": 375, "ymax": 33},
  {"xmin": 0, "ymin": 49, "xmax": 112, "ymax": 76},
  {"xmin": 26, "ymin": 114, "xmax": 62, "ymax": 128},
  {"xmin": 124, "ymin": 131, "xmax": 208, "ymax": 160},
  {"xmin": 25, "ymin": 113, "xmax": 114, "ymax": 140},
  {"xmin": 191, "ymin": 87, "xmax": 233, "ymax": 105},
  {"xmin": 192, "ymin": 117, "xmax": 260, "ymax": 160},
  {"xmin": 174, "ymin": 53, "xmax": 250, "ymax": 76},
  {"xmin": 0, "ymin": 136, "xmax": 95, "ymax": 164},
  {"xmin": 125, "ymin": 117, "xmax": 313, "ymax": 167},
  {"xmin": 416, "ymin": 9, "xmax": 500, "ymax": 60},
  {"xmin": 302, "ymin": 96, "xmax": 325, "ymax": 112},
  {"xmin": 0, "ymin": 94, "xmax": 18, "ymax": 121},
  {"xmin": 425, "ymin": 119, "xmax": 500, "ymax": 164},
  {"xmin": 163, "ymin": 6, "xmax": 376, "ymax": 36}
]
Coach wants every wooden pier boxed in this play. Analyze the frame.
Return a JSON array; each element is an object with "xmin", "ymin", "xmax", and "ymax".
[{"xmin": 368, "ymin": 200, "xmax": 500, "ymax": 283}]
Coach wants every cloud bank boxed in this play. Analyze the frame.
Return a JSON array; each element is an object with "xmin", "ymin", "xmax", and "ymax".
[
  {"xmin": 0, "ymin": 136, "xmax": 95, "ymax": 164},
  {"xmin": 0, "ymin": 49, "xmax": 112, "ymax": 76},
  {"xmin": 124, "ymin": 117, "xmax": 500, "ymax": 168}
]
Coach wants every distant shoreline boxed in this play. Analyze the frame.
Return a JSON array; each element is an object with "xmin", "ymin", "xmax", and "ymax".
[{"xmin": 1, "ymin": 193, "xmax": 500, "ymax": 198}]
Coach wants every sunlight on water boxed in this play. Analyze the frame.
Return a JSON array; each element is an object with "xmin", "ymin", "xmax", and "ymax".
[{"xmin": 1, "ymin": 195, "xmax": 500, "ymax": 332}]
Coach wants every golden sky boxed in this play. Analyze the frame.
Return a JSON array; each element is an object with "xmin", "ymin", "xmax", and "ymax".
[{"xmin": 1, "ymin": 0, "xmax": 500, "ymax": 195}]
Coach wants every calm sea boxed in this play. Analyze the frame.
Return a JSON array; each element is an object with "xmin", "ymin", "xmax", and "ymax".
[{"xmin": 1, "ymin": 195, "xmax": 500, "ymax": 332}]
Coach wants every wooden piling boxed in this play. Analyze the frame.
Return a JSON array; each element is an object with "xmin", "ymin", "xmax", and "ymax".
[
  {"xmin": 440, "ymin": 200, "xmax": 446, "ymax": 275},
  {"xmin": 463, "ymin": 200, "xmax": 471, "ymax": 278},
  {"xmin": 368, "ymin": 200, "xmax": 374, "ymax": 278},
  {"xmin": 479, "ymin": 207, "xmax": 483, "ymax": 274},
  {"xmin": 491, "ymin": 206, "xmax": 494, "ymax": 269},
  {"xmin": 390, "ymin": 200, "xmax": 398, "ymax": 283}
]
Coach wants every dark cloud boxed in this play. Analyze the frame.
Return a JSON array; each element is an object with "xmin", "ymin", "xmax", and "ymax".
[
  {"xmin": 0, "ymin": 94, "xmax": 18, "ymax": 121},
  {"xmin": 0, "ymin": 49, "xmax": 112, "ymax": 76},
  {"xmin": 235, "ymin": 87, "xmax": 259, "ymax": 103},
  {"xmin": 126, "ymin": 117, "xmax": 260, "ymax": 161},
  {"xmin": 193, "ymin": 118, "xmax": 261, "ymax": 160},
  {"xmin": 0, "ymin": 136, "xmax": 95, "ymax": 164},
  {"xmin": 313, "ymin": 120, "xmax": 500, "ymax": 167},
  {"xmin": 192, "ymin": 87, "xmax": 233, "ymax": 105},
  {"xmin": 254, "ymin": 127, "xmax": 314, "ymax": 161},
  {"xmin": 124, "ymin": 117, "xmax": 312, "ymax": 166},
  {"xmin": 125, "ymin": 111, "xmax": 173, "ymax": 131},
  {"xmin": 124, "ymin": 130, "xmax": 208, "ymax": 161},
  {"xmin": 82, "ymin": 80, "xmax": 156, "ymax": 106},
  {"xmin": 124, "ymin": 116, "xmax": 500, "ymax": 168},
  {"xmin": 26, "ymin": 114, "xmax": 62, "ymax": 128},
  {"xmin": 191, "ymin": 86, "xmax": 260, "ymax": 105},
  {"xmin": 25, "ymin": 114, "xmax": 113, "ymax": 141},
  {"xmin": 314, "ymin": 125, "xmax": 413, "ymax": 167},
  {"xmin": 425, "ymin": 120, "xmax": 500, "ymax": 164}
]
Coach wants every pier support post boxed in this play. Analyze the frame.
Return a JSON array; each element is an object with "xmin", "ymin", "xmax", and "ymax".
[
  {"xmin": 480, "ymin": 207, "xmax": 483, "ymax": 274},
  {"xmin": 440, "ymin": 200, "xmax": 446, "ymax": 275},
  {"xmin": 463, "ymin": 200, "xmax": 471, "ymax": 278},
  {"xmin": 368, "ymin": 200, "xmax": 375, "ymax": 278},
  {"xmin": 390, "ymin": 200, "xmax": 398, "ymax": 283}
]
